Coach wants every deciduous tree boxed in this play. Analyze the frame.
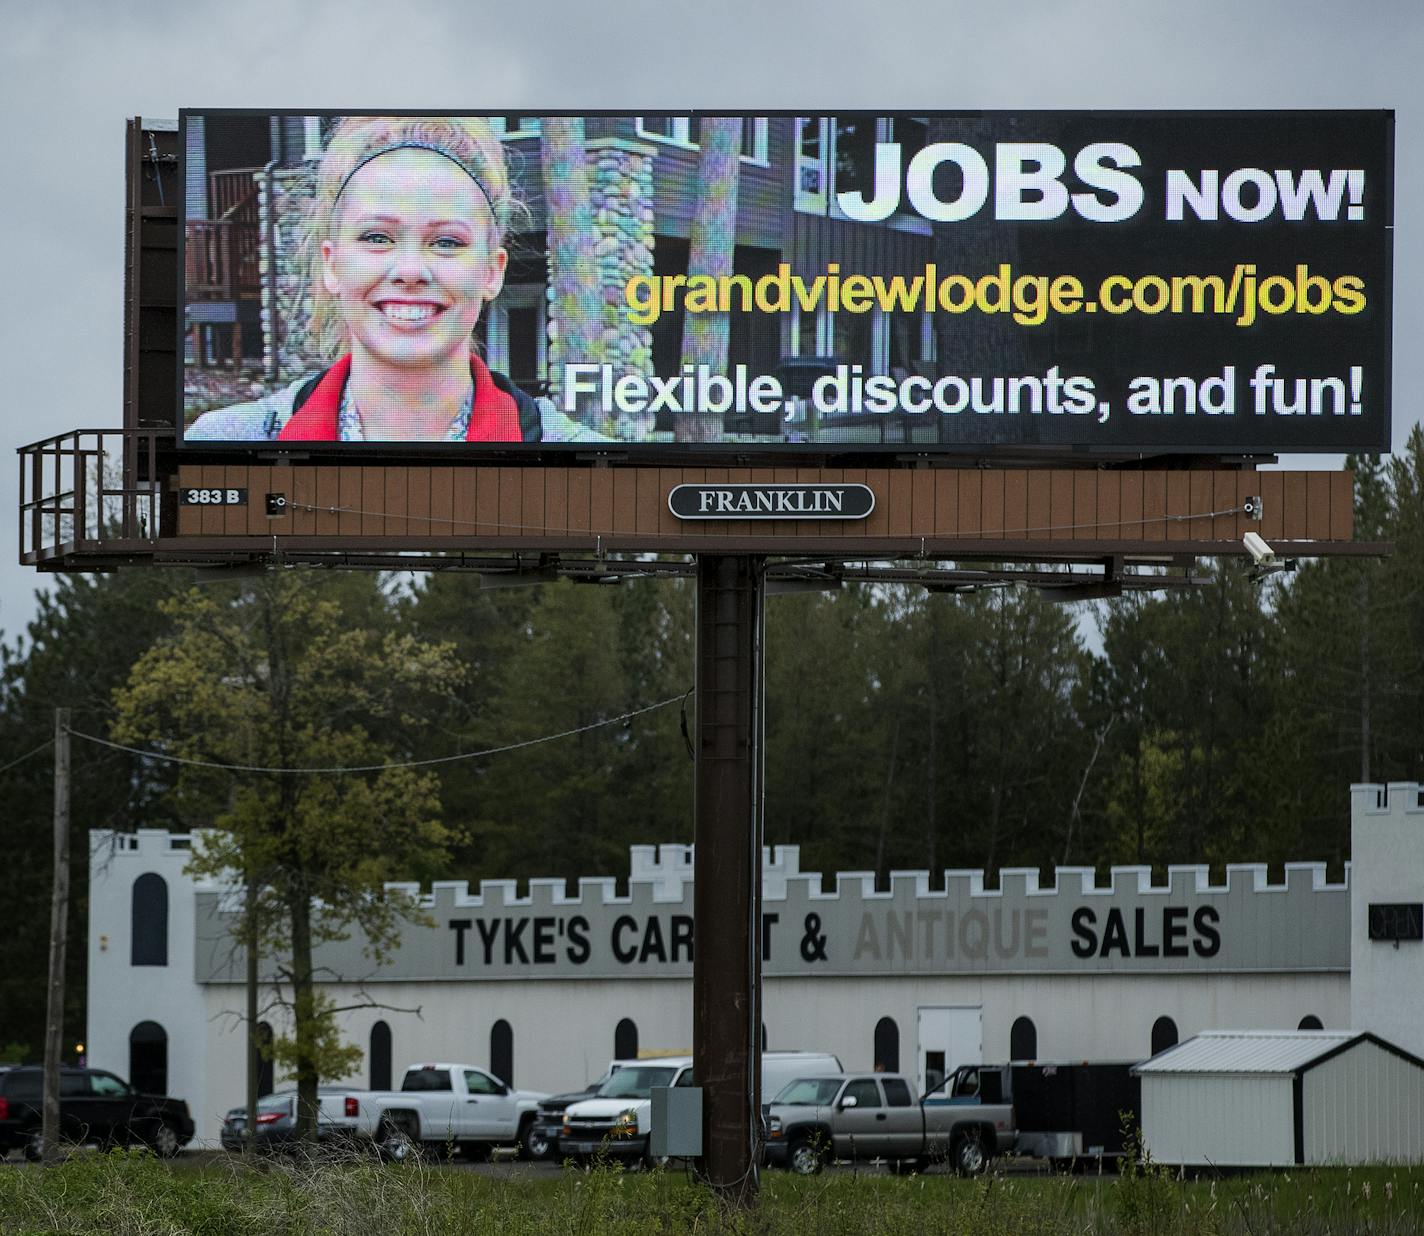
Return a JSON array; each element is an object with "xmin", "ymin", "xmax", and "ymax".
[{"xmin": 111, "ymin": 573, "xmax": 465, "ymax": 1139}]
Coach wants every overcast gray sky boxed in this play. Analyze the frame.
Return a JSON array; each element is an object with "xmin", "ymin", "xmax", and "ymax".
[{"xmin": 1, "ymin": 0, "xmax": 1418, "ymax": 643}]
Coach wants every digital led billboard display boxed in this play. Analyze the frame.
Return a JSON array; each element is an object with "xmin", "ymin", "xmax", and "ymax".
[{"xmin": 180, "ymin": 111, "xmax": 1392, "ymax": 455}]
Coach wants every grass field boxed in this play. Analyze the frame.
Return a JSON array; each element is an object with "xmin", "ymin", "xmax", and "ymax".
[{"xmin": 2, "ymin": 1152, "xmax": 1423, "ymax": 1235}]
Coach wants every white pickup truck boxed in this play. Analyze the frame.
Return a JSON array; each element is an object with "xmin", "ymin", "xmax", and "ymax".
[
  {"xmin": 560, "ymin": 1056, "xmax": 695, "ymax": 1164},
  {"xmin": 344, "ymin": 1063, "xmax": 547, "ymax": 1160},
  {"xmin": 560, "ymin": 1051, "xmax": 842, "ymax": 1166}
]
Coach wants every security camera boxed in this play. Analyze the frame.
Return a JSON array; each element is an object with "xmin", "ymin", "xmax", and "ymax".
[
  {"xmin": 1244, "ymin": 532, "xmax": 1297, "ymax": 583},
  {"xmin": 1243, "ymin": 532, "xmax": 1276, "ymax": 566}
]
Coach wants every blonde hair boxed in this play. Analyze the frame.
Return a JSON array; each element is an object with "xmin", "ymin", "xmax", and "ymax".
[{"xmin": 304, "ymin": 116, "xmax": 515, "ymax": 363}]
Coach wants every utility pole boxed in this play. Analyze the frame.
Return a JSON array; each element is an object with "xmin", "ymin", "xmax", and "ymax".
[
  {"xmin": 245, "ymin": 875, "xmax": 259, "ymax": 1152},
  {"xmin": 43, "ymin": 707, "xmax": 70, "ymax": 1167}
]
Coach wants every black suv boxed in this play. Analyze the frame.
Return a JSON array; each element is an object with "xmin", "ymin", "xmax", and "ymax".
[{"xmin": 0, "ymin": 1066, "xmax": 195, "ymax": 1160}]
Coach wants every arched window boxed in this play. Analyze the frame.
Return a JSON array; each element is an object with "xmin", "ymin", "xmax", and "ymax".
[
  {"xmin": 129, "ymin": 1021, "xmax": 167, "ymax": 1095},
  {"xmin": 131, "ymin": 873, "xmax": 169, "ymax": 966},
  {"xmin": 257, "ymin": 1022, "xmax": 274, "ymax": 1097},
  {"xmin": 873, "ymin": 1016, "xmax": 900, "ymax": 1073},
  {"xmin": 1151, "ymin": 1016, "xmax": 1179, "ymax": 1055},
  {"xmin": 490, "ymin": 1019, "xmax": 513, "ymax": 1087},
  {"xmin": 614, "ymin": 1017, "xmax": 638, "ymax": 1060},
  {"xmin": 1010, "ymin": 1016, "xmax": 1037, "ymax": 1061},
  {"xmin": 370, "ymin": 1021, "xmax": 392, "ymax": 1091},
  {"xmin": 1298, "ymin": 1015, "xmax": 1324, "ymax": 1031}
]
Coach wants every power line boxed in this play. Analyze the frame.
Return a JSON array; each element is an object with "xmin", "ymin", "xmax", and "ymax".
[
  {"xmin": 0, "ymin": 737, "xmax": 55, "ymax": 775},
  {"xmin": 68, "ymin": 692, "xmax": 687, "ymax": 776},
  {"xmin": 279, "ymin": 499, "xmax": 1257, "ymax": 541}
]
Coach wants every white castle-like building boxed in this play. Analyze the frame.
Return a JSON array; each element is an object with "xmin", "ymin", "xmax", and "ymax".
[{"xmin": 87, "ymin": 784, "xmax": 1423, "ymax": 1147}]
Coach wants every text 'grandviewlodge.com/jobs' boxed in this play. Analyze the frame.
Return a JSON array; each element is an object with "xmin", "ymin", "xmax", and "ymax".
[{"xmin": 621, "ymin": 263, "xmax": 1366, "ymax": 329}]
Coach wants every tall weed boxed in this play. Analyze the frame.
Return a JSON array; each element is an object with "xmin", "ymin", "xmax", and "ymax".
[{"xmin": 1, "ymin": 1148, "xmax": 1422, "ymax": 1235}]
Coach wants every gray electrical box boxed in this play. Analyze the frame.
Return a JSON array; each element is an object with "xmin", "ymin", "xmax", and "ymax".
[{"xmin": 650, "ymin": 1086, "xmax": 703, "ymax": 1158}]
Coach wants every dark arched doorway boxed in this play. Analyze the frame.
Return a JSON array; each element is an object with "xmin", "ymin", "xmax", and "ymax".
[
  {"xmin": 1010, "ymin": 1016, "xmax": 1037, "ymax": 1061},
  {"xmin": 873, "ymin": 1016, "xmax": 900, "ymax": 1073},
  {"xmin": 491, "ymin": 1020, "xmax": 513, "ymax": 1086},
  {"xmin": 129, "ymin": 1021, "xmax": 167, "ymax": 1095},
  {"xmin": 1151, "ymin": 1016, "xmax": 1179, "ymax": 1056},
  {"xmin": 370, "ymin": 1021, "xmax": 392, "ymax": 1091},
  {"xmin": 614, "ymin": 1018, "xmax": 638, "ymax": 1060}
]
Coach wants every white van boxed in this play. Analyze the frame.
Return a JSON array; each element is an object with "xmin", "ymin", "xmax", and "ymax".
[
  {"xmin": 559, "ymin": 1050, "xmax": 842, "ymax": 1164},
  {"xmin": 759, "ymin": 1052, "xmax": 843, "ymax": 1103}
]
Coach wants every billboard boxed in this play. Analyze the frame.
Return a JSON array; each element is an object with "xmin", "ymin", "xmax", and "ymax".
[{"xmin": 180, "ymin": 111, "xmax": 1392, "ymax": 455}]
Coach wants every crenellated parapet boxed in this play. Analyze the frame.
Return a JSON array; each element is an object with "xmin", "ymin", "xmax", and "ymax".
[
  {"xmin": 98, "ymin": 827, "xmax": 1346, "ymax": 907},
  {"xmin": 1352, "ymin": 781, "xmax": 1424, "ymax": 828},
  {"xmin": 394, "ymin": 854, "xmax": 1349, "ymax": 911}
]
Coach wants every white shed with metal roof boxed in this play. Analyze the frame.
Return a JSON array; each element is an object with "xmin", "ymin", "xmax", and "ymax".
[{"xmin": 1134, "ymin": 1030, "xmax": 1424, "ymax": 1166}]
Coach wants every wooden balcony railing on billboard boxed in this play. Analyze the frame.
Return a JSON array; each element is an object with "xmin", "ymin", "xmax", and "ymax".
[
  {"xmin": 185, "ymin": 219, "xmax": 261, "ymax": 302},
  {"xmin": 209, "ymin": 167, "xmax": 261, "ymax": 224},
  {"xmin": 187, "ymin": 167, "xmax": 263, "ymax": 301}
]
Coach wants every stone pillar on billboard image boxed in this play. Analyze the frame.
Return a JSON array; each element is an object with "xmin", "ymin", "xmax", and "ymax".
[
  {"xmin": 260, "ymin": 165, "xmax": 324, "ymax": 385},
  {"xmin": 545, "ymin": 137, "xmax": 657, "ymax": 438}
]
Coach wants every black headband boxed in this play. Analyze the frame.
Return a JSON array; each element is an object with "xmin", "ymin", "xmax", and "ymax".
[{"xmin": 335, "ymin": 141, "xmax": 499, "ymax": 222}]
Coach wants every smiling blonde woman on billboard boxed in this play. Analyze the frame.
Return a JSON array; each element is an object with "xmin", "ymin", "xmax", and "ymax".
[{"xmin": 188, "ymin": 116, "xmax": 544, "ymax": 444}]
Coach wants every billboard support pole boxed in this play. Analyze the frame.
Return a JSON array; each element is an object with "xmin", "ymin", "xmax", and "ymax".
[{"xmin": 693, "ymin": 553, "xmax": 764, "ymax": 1204}]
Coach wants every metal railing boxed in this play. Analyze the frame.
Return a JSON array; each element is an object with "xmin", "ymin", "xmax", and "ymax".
[{"xmin": 18, "ymin": 429, "xmax": 169, "ymax": 565}]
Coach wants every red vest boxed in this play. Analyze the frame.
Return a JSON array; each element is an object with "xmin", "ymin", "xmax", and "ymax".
[{"xmin": 278, "ymin": 353, "xmax": 523, "ymax": 442}]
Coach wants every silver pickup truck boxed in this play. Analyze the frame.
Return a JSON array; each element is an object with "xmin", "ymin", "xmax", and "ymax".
[{"xmin": 763, "ymin": 1072, "xmax": 1014, "ymax": 1176}]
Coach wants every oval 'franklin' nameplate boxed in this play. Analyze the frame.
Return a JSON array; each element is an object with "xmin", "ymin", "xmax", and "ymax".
[{"xmin": 668, "ymin": 483, "xmax": 875, "ymax": 521}]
